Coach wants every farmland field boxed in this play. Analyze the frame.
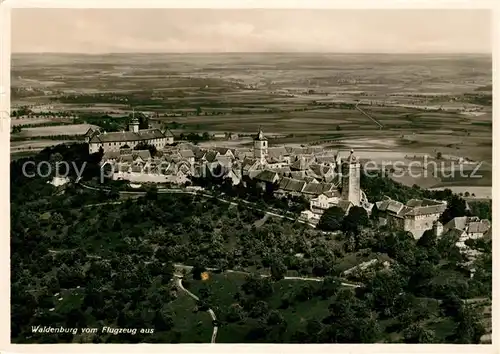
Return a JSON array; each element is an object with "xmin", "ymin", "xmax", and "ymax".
[
  {"xmin": 11, "ymin": 52, "xmax": 492, "ymax": 183},
  {"xmin": 11, "ymin": 139, "xmax": 81, "ymax": 151},
  {"xmin": 15, "ymin": 124, "xmax": 99, "ymax": 138},
  {"xmin": 10, "ymin": 118, "xmax": 54, "ymax": 126}
]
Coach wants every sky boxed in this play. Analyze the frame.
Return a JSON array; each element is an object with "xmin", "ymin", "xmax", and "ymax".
[{"xmin": 11, "ymin": 9, "xmax": 492, "ymax": 54}]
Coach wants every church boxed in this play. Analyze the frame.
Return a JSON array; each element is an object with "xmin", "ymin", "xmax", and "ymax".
[{"xmin": 86, "ymin": 116, "xmax": 174, "ymax": 154}]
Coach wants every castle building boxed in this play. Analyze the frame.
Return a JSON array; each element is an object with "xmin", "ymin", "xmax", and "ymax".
[
  {"xmin": 375, "ymin": 197, "xmax": 448, "ymax": 239},
  {"xmin": 86, "ymin": 117, "xmax": 174, "ymax": 154},
  {"xmin": 253, "ymin": 127, "xmax": 268, "ymax": 165},
  {"xmin": 341, "ymin": 149, "xmax": 361, "ymax": 206}
]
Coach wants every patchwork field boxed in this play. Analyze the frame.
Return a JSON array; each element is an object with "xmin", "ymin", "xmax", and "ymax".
[
  {"xmin": 15, "ymin": 124, "xmax": 98, "ymax": 138},
  {"xmin": 11, "ymin": 139, "xmax": 81, "ymax": 151},
  {"xmin": 10, "ymin": 118, "xmax": 54, "ymax": 126},
  {"xmin": 11, "ymin": 53, "xmax": 492, "ymax": 185}
]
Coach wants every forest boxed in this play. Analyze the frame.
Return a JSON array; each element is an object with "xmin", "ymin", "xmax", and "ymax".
[{"xmin": 10, "ymin": 144, "xmax": 491, "ymax": 343}]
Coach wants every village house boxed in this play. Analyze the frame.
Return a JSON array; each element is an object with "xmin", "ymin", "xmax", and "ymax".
[
  {"xmin": 213, "ymin": 147, "xmax": 235, "ymax": 159},
  {"xmin": 223, "ymin": 168, "xmax": 243, "ymax": 186},
  {"xmin": 305, "ymin": 191, "xmax": 353, "ymax": 220},
  {"xmin": 253, "ymin": 170, "xmax": 281, "ymax": 191},
  {"xmin": 443, "ymin": 216, "xmax": 491, "ymax": 248},
  {"xmin": 301, "ymin": 182, "xmax": 336, "ymax": 199},
  {"xmin": 274, "ymin": 177, "xmax": 307, "ymax": 197},
  {"xmin": 309, "ymin": 191, "xmax": 341, "ymax": 214},
  {"xmin": 314, "ymin": 155, "xmax": 337, "ymax": 168},
  {"xmin": 178, "ymin": 150, "xmax": 196, "ymax": 164}
]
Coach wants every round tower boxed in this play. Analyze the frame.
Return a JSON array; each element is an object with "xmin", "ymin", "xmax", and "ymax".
[
  {"xmin": 433, "ymin": 220, "xmax": 443, "ymax": 237},
  {"xmin": 253, "ymin": 127, "xmax": 268, "ymax": 164},
  {"xmin": 341, "ymin": 149, "xmax": 361, "ymax": 206}
]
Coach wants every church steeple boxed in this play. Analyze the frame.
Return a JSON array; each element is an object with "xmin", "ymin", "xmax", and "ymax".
[
  {"xmin": 129, "ymin": 108, "xmax": 139, "ymax": 133},
  {"xmin": 255, "ymin": 126, "xmax": 267, "ymax": 141},
  {"xmin": 253, "ymin": 126, "xmax": 268, "ymax": 164}
]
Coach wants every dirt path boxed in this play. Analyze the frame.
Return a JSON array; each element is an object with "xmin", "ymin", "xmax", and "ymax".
[
  {"xmin": 174, "ymin": 276, "xmax": 218, "ymax": 343},
  {"xmin": 78, "ymin": 182, "xmax": 316, "ymax": 228}
]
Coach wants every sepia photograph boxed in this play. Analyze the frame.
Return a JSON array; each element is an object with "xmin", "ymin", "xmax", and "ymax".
[{"xmin": 7, "ymin": 5, "xmax": 493, "ymax": 346}]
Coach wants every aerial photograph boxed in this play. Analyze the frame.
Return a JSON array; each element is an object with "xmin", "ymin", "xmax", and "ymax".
[{"xmin": 10, "ymin": 8, "xmax": 492, "ymax": 344}]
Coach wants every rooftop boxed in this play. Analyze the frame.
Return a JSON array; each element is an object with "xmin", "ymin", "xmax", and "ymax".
[{"xmin": 89, "ymin": 129, "xmax": 166, "ymax": 143}]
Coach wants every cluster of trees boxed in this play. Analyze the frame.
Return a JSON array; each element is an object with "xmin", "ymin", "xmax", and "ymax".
[
  {"xmin": 11, "ymin": 126, "xmax": 22, "ymax": 134},
  {"xmin": 178, "ymin": 132, "xmax": 211, "ymax": 143},
  {"xmin": 134, "ymin": 142, "xmax": 157, "ymax": 157},
  {"xmin": 315, "ymin": 203, "xmax": 491, "ymax": 300},
  {"xmin": 10, "ymin": 106, "xmax": 32, "ymax": 117},
  {"xmin": 468, "ymin": 200, "xmax": 492, "ymax": 220},
  {"xmin": 75, "ymin": 112, "xmax": 150, "ymax": 133},
  {"xmin": 318, "ymin": 206, "xmax": 369, "ymax": 234},
  {"xmin": 186, "ymin": 248, "xmax": 488, "ymax": 344},
  {"xmin": 75, "ymin": 114, "xmax": 128, "ymax": 132},
  {"xmin": 10, "ymin": 144, "xmax": 491, "ymax": 343}
]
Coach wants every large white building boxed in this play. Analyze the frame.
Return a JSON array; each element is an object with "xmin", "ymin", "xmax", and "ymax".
[{"xmin": 86, "ymin": 116, "xmax": 174, "ymax": 154}]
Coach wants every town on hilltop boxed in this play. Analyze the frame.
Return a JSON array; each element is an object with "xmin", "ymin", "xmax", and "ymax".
[
  {"xmin": 87, "ymin": 118, "xmax": 490, "ymax": 249},
  {"xmin": 10, "ymin": 15, "xmax": 492, "ymax": 344}
]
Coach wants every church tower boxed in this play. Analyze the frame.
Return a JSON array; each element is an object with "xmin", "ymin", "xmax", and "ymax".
[
  {"xmin": 129, "ymin": 109, "xmax": 139, "ymax": 133},
  {"xmin": 341, "ymin": 149, "xmax": 361, "ymax": 206},
  {"xmin": 253, "ymin": 127, "xmax": 268, "ymax": 164}
]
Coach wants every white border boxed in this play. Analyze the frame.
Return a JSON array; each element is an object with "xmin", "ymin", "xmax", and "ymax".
[
  {"xmin": 1, "ymin": 1, "xmax": 498, "ymax": 354},
  {"xmin": 4, "ymin": 0, "xmax": 499, "ymax": 9}
]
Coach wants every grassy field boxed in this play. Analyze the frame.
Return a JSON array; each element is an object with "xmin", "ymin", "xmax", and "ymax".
[
  {"xmin": 164, "ymin": 290, "xmax": 213, "ymax": 343},
  {"xmin": 183, "ymin": 272, "xmax": 332, "ymax": 343},
  {"xmin": 182, "ymin": 271, "xmax": 460, "ymax": 343}
]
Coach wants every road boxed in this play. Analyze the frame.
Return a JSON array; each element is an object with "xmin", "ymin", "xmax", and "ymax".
[
  {"xmin": 78, "ymin": 182, "xmax": 316, "ymax": 228},
  {"xmin": 355, "ymin": 102, "xmax": 384, "ymax": 129},
  {"xmin": 173, "ymin": 263, "xmax": 360, "ymax": 288},
  {"xmin": 174, "ymin": 275, "xmax": 218, "ymax": 343}
]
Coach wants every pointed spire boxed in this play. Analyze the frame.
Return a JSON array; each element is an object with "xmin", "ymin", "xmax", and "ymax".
[
  {"xmin": 131, "ymin": 107, "xmax": 139, "ymax": 124},
  {"xmin": 348, "ymin": 148, "xmax": 357, "ymax": 163},
  {"xmin": 255, "ymin": 125, "xmax": 267, "ymax": 141}
]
